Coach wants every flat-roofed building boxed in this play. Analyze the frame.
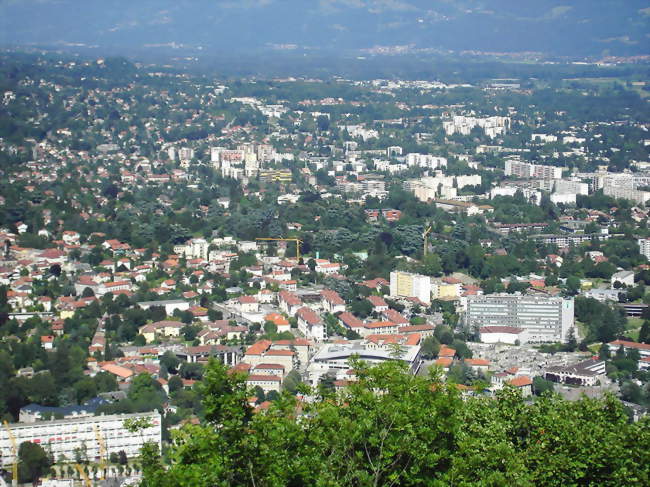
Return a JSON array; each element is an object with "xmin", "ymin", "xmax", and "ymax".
[
  {"xmin": 467, "ymin": 294, "xmax": 574, "ymax": 343},
  {"xmin": 390, "ymin": 271, "xmax": 431, "ymax": 305},
  {"xmin": 0, "ymin": 412, "xmax": 161, "ymax": 466},
  {"xmin": 544, "ymin": 358, "xmax": 606, "ymax": 386}
]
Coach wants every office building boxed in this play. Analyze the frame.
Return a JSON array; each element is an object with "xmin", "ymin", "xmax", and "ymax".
[{"xmin": 466, "ymin": 294, "xmax": 574, "ymax": 343}]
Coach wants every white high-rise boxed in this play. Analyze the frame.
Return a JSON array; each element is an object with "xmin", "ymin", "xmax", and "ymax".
[{"xmin": 466, "ymin": 294, "xmax": 574, "ymax": 343}]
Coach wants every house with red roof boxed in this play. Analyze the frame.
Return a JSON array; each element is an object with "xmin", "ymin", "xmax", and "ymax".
[
  {"xmin": 296, "ymin": 307, "xmax": 326, "ymax": 342},
  {"xmin": 464, "ymin": 358, "xmax": 490, "ymax": 374},
  {"xmin": 264, "ymin": 313, "xmax": 291, "ymax": 333},
  {"xmin": 507, "ymin": 376, "xmax": 533, "ymax": 397},
  {"xmin": 278, "ymin": 290, "xmax": 302, "ymax": 315},
  {"xmin": 367, "ymin": 295, "xmax": 388, "ymax": 313},
  {"xmin": 321, "ymin": 289, "xmax": 346, "ymax": 314},
  {"xmin": 338, "ymin": 312, "xmax": 364, "ymax": 332},
  {"xmin": 40, "ymin": 335, "xmax": 55, "ymax": 350},
  {"xmin": 381, "ymin": 308, "xmax": 409, "ymax": 325},
  {"xmin": 607, "ymin": 340, "xmax": 650, "ymax": 359}
]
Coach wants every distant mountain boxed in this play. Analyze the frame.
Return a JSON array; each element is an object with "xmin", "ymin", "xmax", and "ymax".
[{"xmin": 0, "ymin": 0, "xmax": 648, "ymax": 57}]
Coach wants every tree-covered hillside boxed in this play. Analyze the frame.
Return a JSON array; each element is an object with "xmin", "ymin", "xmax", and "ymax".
[{"xmin": 139, "ymin": 359, "xmax": 650, "ymax": 487}]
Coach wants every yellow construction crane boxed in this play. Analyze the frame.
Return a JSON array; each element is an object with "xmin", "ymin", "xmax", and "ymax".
[
  {"xmin": 255, "ymin": 238, "xmax": 303, "ymax": 260},
  {"xmin": 74, "ymin": 463, "xmax": 92, "ymax": 487},
  {"xmin": 93, "ymin": 425, "xmax": 107, "ymax": 480},
  {"xmin": 422, "ymin": 226, "xmax": 433, "ymax": 256},
  {"xmin": 2, "ymin": 421, "xmax": 18, "ymax": 487}
]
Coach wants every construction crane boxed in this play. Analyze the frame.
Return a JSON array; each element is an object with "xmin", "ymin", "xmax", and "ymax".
[
  {"xmin": 93, "ymin": 425, "xmax": 107, "ymax": 480},
  {"xmin": 255, "ymin": 238, "xmax": 303, "ymax": 260},
  {"xmin": 2, "ymin": 421, "xmax": 18, "ymax": 487},
  {"xmin": 74, "ymin": 464, "xmax": 92, "ymax": 487},
  {"xmin": 422, "ymin": 226, "xmax": 433, "ymax": 257}
]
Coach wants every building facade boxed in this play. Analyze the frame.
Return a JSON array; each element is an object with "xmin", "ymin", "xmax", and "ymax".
[
  {"xmin": 0, "ymin": 412, "xmax": 161, "ymax": 466},
  {"xmin": 389, "ymin": 271, "xmax": 431, "ymax": 304},
  {"xmin": 639, "ymin": 238, "xmax": 650, "ymax": 261},
  {"xmin": 466, "ymin": 294, "xmax": 574, "ymax": 343}
]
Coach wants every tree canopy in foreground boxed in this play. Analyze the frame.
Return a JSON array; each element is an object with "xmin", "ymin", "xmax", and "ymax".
[{"xmin": 140, "ymin": 359, "xmax": 650, "ymax": 487}]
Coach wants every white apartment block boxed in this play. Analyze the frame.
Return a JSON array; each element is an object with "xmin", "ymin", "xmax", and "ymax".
[
  {"xmin": 443, "ymin": 116, "xmax": 510, "ymax": 138},
  {"xmin": 390, "ymin": 271, "xmax": 431, "ymax": 305},
  {"xmin": 405, "ymin": 153, "xmax": 448, "ymax": 170},
  {"xmin": 531, "ymin": 134, "xmax": 558, "ymax": 143},
  {"xmin": 173, "ymin": 238, "xmax": 209, "ymax": 260},
  {"xmin": 603, "ymin": 185, "xmax": 650, "ymax": 205},
  {"xmin": 639, "ymin": 238, "xmax": 650, "ymax": 261},
  {"xmin": 490, "ymin": 186, "xmax": 541, "ymax": 205},
  {"xmin": 505, "ymin": 160, "xmax": 563, "ymax": 180},
  {"xmin": 178, "ymin": 147, "xmax": 194, "ymax": 162},
  {"xmin": 554, "ymin": 179, "xmax": 589, "ymax": 195},
  {"xmin": 404, "ymin": 174, "xmax": 481, "ymax": 202},
  {"xmin": 0, "ymin": 412, "xmax": 161, "ymax": 466},
  {"xmin": 550, "ymin": 193, "xmax": 577, "ymax": 205},
  {"xmin": 466, "ymin": 294, "xmax": 574, "ymax": 343},
  {"xmin": 343, "ymin": 125, "xmax": 379, "ymax": 141}
]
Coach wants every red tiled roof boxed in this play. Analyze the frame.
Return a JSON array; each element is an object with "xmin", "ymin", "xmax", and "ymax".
[
  {"xmin": 321, "ymin": 289, "xmax": 345, "ymax": 305},
  {"xmin": 101, "ymin": 364, "xmax": 134, "ymax": 379},
  {"xmin": 279, "ymin": 290, "xmax": 302, "ymax": 306},
  {"xmin": 508, "ymin": 376, "xmax": 533, "ymax": 387},
  {"xmin": 254, "ymin": 363, "xmax": 285, "ymax": 370},
  {"xmin": 245, "ymin": 340, "xmax": 273, "ymax": 356},
  {"xmin": 367, "ymin": 295, "xmax": 388, "ymax": 307},
  {"xmin": 265, "ymin": 350, "xmax": 294, "ymax": 357},
  {"xmin": 338, "ymin": 312, "xmax": 364, "ymax": 329},
  {"xmin": 364, "ymin": 321, "xmax": 395, "ymax": 329},
  {"xmin": 382, "ymin": 309, "xmax": 408, "ymax": 324},
  {"xmin": 465, "ymin": 358, "xmax": 490, "ymax": 366},
  {"xmin": 297, "ymin": 307, "xmax": 322, "ymax": 325},
  {"xmin": 435, "ymin": 357, "xmax": 453, "ymax": 367},
  {"xmin": 609, "ymin": 340, "xmax": 650, "ymax": 351},
  {"xmin": 439, "ymin": 346, "xmax": 456, "ymax": 358}
]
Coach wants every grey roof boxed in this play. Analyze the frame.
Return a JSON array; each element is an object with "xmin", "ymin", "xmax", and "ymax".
[{"xmin": 21, "ymin": 397, "xmax": 109, "ymax": 417}]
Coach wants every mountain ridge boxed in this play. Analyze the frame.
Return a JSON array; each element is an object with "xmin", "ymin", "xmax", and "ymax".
[{"xmin": 0, "ymin": 0, "xmax": 648, "ymax": 57}]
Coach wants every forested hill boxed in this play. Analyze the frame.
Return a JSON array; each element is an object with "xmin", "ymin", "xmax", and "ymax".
[
  {"xmin": 139, "ymin": 359, "xmax": 650, "ymax": 487},
  {"xmin": 1, "ymin": 0, "xmax": 648, "ymax": 57}
]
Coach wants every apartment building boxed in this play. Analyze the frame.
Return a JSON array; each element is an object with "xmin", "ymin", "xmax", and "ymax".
[
  {"xmin": 638, "ymin": 238, "xmax": 650, "ymax": 261},
  {"xmin": 0, "ymin": 412, "xmax": 161, "ymax": 465},
  {"xmin": 504, "ymin": 160, "xmax": 563, "ymax": 180},
  {"xmin": 603, "ymin": 185, "xmax": 650, "ymax": 205},
  {"xmin": 390, "ymin": 271, "xmax": 431, "ymax": 304},
  {"xmin": 466, "ymin": 294, "xmax": 574, "ymax": 343}
]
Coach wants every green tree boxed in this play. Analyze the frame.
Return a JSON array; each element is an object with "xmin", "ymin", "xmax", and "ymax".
[
  {"xmin": 418, "ymin": 253, "xmax": 442, "ymax": 276},
  {"xmin": 638, "ymin": 321, "xmax": 650, "ymax": 344},
  {"xmin": 532, "ymin": 376, "xmax": 555, "ymax": 396},
  {"xmin": 18, "ymin": 441, "xmax": 51, "ymax": 486},
  {"xmin": 141, "ymin": 359, "xmax": 650, "ymax": 487},
  {"xmin": 420, "ymin": 336, "xmax": 440, "ymax": 359},
  {"xmin": 565, "ymin": 276, "xmax": 581, "ymax": 295}
]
